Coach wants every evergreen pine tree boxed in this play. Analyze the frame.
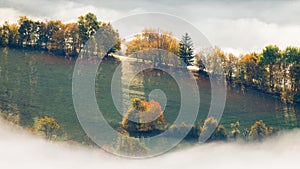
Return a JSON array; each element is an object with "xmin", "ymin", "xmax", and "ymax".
[{"xmin": 179, "ymin": 33, "xmax": 194, "ymax": 65}]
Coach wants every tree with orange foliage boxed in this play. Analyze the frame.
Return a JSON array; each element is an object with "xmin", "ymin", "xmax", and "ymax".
[
  {"xmin": 122, "ymin": 98, "xmax": 165, "ymax": 134},
  {"xmin": 125, "ymin": 29, "xmax": 180, "ymax": 66}
]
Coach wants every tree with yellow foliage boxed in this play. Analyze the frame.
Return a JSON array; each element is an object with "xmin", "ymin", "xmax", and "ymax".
[
  {"xmin": 249, "ymin": 120, "xmax": 268, "ymax": 141},
  {"xmin": 37, "ymin": 116, "xmax": 61, "ymax": 140},
  {"xmin": 125, "ymin": 29, "xmax": 180, "ymax": 66}
]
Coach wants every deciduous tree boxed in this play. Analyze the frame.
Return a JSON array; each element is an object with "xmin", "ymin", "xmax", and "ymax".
[
  {"xmin": 249, "ymin": 120, "xmax": 268, "ymax": 141},
  {"xmin": 37, "ymin": 116, "xmax": 61, "ymax": 140}
]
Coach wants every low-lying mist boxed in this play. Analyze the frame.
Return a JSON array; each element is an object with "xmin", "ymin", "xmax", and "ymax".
[{"xmin": 0, "ymin": 120, "xmax": 299, "ymax": 169}]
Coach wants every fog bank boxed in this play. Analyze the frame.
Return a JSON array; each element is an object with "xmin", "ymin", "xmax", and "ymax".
[{"xmin": 0, "ymin": 120, "xmax": 299, "ymax": 169}]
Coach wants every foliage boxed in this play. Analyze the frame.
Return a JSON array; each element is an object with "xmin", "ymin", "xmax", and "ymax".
[
  {"xmin": 268, "ymin": 127, "xmax": 279, "ymax": 137},
  {"xmin": 195, "ymin": 44, "xmax": 300, "ymax": 103},
  {"xmin": 201, "ymin": 117, "xmax": 218, "ymax": 141},
  {"xmin": 196, "ymin": 46, "xmax": 227, "ymax": 76},
  {"xmin": 242, "ymin": 128, "xmax": 249, "ymax": 142},
  {"xmin": 0, "ymin": 13, "xmax": 120, "ymax": 57},
  {"xmin": 230, "ymin": 121, "xmax": 241, "ymax": 140},
  {"xmin": 125, "ymin": 29, "xmax": 181, "ymax": 66},
  {"xmin": 37, "ymin": 116, "xmax": 61, "ymax": 140},
  {"xmin": 77, "ymin": 13, "xmax": 100, "ymax": 48},
  {"xmin": 249, "ymin": 120, "xmax": 268, "ymax": 141},
  {"xmin": 179, "ymin": 33, "xmax": 194, "ymax": 65},
  {"xmin": 261, "ymin": 45, "xmax": 282, "ymax": 91},
  {"xmin": 167, "ymin": 122, "xmax": 201, "ymax": 140},
  {"xmin": 0, "ymin": 103, "xmax": 20, "ymax": 125},
  {"xmin": 212, "ymin": 125, "xmax": 228, "ymax": 141},
  {"xmin": 126, "ymin": 29, "xmax": 179, "ymax": 55},
  {"xmin": 122, "ymin": 98, "xmax": 165, "ymax": 134}
]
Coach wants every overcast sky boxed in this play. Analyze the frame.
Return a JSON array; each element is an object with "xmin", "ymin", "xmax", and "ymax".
[{"xmin": 1, "ymin": 0, "xmax": 300, "ymax": 55}]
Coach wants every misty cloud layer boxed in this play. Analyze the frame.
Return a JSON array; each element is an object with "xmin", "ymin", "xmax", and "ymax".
[
  {"xmin": 1, "ymin": 0, "xmax": 300, "ymax": 54},
  {"xmin": 0, "ymin": 120, "xmax": 300, "ymax": 169}
]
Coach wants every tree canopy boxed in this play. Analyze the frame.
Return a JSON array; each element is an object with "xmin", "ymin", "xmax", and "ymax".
[
  {"xmin": 121, "ymin": 98, "xmax": 165, "ymax": 135},
  {"xmin": 0, "ymin": 13, "xmax": 120, "ymax": 57},
  {"xmin": 37, "ymin": 116, "xmax": 61, "ymax": 140}
]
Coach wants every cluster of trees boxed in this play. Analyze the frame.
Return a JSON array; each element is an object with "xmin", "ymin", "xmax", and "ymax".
[
  {"xmin": 120, "ymin": 97, "xmax": 278, "ymax": 143},
  {"xmin": 126, "ymin": 29, "xmax": 195, "ymax": 66},
  {"xmin": 114, "ymin": 117, "xmax": 277, "ymax": 156},
  {"xmin": 126, "ymin": 29, "xmax": 299, "ymax": 102},
  {"xmin": 1, "ymin": 15, "xmax": 299, "ymax": 101},
  {"xmin": 115, "ymin": 97, "xmax": 279, "ymax": 156},
  {"xmin": 126, "ymin": 29, "xmax": 179, "ymax": 55},
  {"xmin": 0, "ymin": 105, "xmax": 62, "ymax": 141},
  {"xmin": 167, "ymin": 117, "xmax": 278, "ymax": 142},
  {"xmin": 196, "ymin": 46, "xmax": 300, "ymax": 103},
  {"xmin": 0, "ymin": 13, "xmax": 120, "ymax": 57}
]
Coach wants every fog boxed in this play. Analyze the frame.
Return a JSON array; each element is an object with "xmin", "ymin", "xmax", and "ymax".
[{"xmin": 0, "ymin": 120, "xmax": 299, "ymax": 169}]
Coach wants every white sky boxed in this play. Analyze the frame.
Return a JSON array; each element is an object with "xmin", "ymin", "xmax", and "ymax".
[{"xmin": 1, "ymin": 0, "xmax": 300, "ymax": 55}]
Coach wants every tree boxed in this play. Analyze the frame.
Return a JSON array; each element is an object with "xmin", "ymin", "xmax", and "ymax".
[
  {"xmin": 94, "ymin": 23, "xmax": 121, "ymax": 56},
  {"xmin": 284, "ymin": 47, "xmax": 300, "ymax": 96},
  {"xmin": 239, "ymin": 53, "xmax": 265, "ymax": 87},
  {"xmin": 167, "ymin": 123, "xmax": 201, "ymax": 140},
  {"xmin": 249, "ymin": 120, "xmax": 268, "ymax": 141},
  {"xmin": 17, "ymin": 16, "xmax": 30, "ymax": 47},
  {"xmin": 121, "ymin": 98, "xmax": 165, "ymax": 135},
  {"xmin": 37, "ymin": 116, "xmax": 61, "ymax": 140},
  {"xmin": 179, "ymin": 33, "xmax": 194, "ymax": 65},
  {"xmin": 17, "ymin": 16, "xmax": 42, "ymax": 48},
  {"xmin": 8, "ymin": 23, "xmax": 19, "ymax": 47},
  {"xmin": 201, "ymin": 117, "xmax": 218, "ymax": 141},
  {"xmin": 268, "ymin": 127, "xmax": 279, "ymax": 136},
  {"xmin": 64, "ymin": 23, "xmax": 79, "ymax": 55},
  {"xmin": 212, "ymin": 125, "xmax": 228, "ymax": 141},
  {"xmin": 47, "ymin": 20, "xmax": 64, "ymax": 50},
  {"xmin": 36, "ymin": 21, "xmax": 48, "ymax": 49},
  {"xmin": 52, "ymin": 25, "xmax": 66, "ymax": 53},
  {"xmin": 225, "ymin": 54, "xmax": 238, "ymax": 83},
  {"xmin": 77, "ymin": 13, "xmax": 100, "ymax": 49},
  {"xmin": 290, "ymin": 64, "xmax": 300, "ymax": 100},
  {"xmin": 261, "ymin": 45, "xmax": 282, "ymax": 91},
  {"xmin": 242, "ymin": 128, "xmax": 249, "ymax": 142},
  {"xmin": 196, "ymin": 46, "xmax": 226, "ymax": 75},
  {"xmin": 230, "ymin": 121, "xmax": 240, "ymax": 140},
  {"xmin": 0, "ymin": 21, "xmax": 10, "ymax": 46}
]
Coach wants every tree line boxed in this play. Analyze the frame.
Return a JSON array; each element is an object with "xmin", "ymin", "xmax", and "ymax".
[
  {"xmin": 0, "ymin": 13, "xmax": 120, "ymax": 57},
  {"xmin": 125, "ymin": 29, "xmax": 300, "ymax": 103},
  {"xmin": 125, "ymin": 29, "xmax": 195, "ymax": 67},
  {"xmin": 114, "ymin": 97, "xmax": 279, "ymax": 156},
  {"xmin": 196, "ymin": 46, "xmax": 300, "ymax": 103},
  {"xmin": 121, "ymin": 98, "xmax": 278, "ymax": 142},
  {"xmin": 0, "ymin": 96, "xmax": 281, "ymax": 157},
  {"xmin": 1, "ymin": 15, "xmax": 299, "ymax": 102}
]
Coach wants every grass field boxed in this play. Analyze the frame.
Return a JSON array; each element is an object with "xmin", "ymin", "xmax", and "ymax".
[{"xmin": 0, "ymin": 48, "xmax": 299, "ymax": 142}]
